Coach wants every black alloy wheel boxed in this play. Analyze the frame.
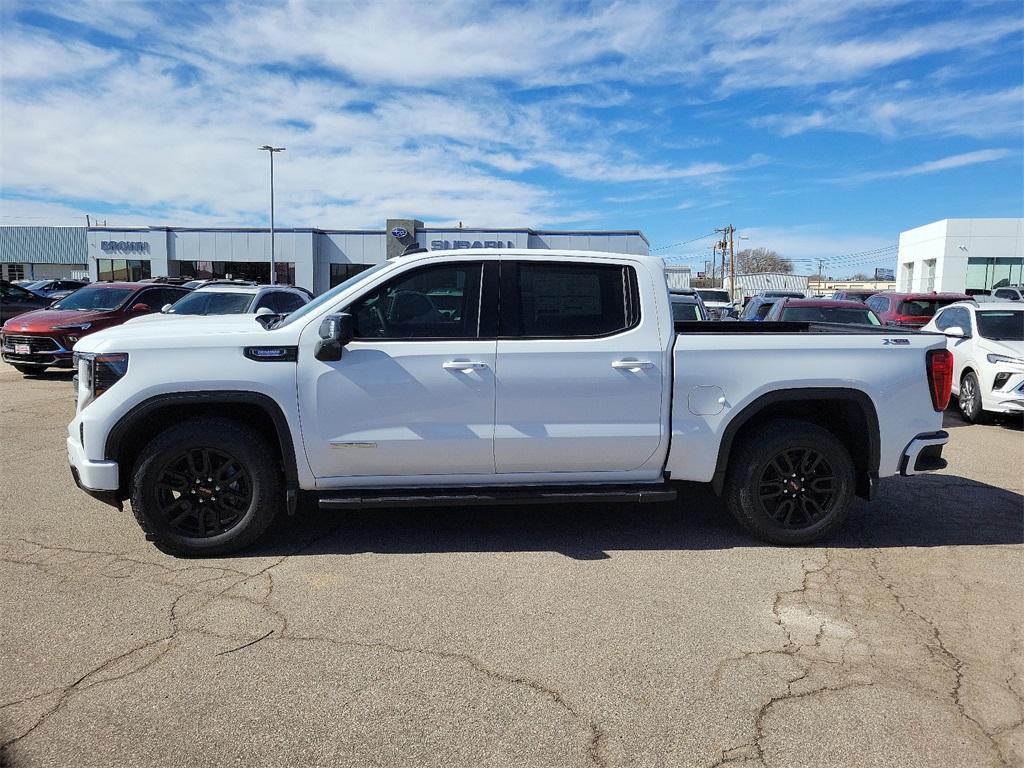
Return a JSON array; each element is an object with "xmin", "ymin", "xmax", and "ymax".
[
  {"xmin": 756, "ymin": 448, "xmax": 837, "ymax": 529},
  {"xmin": 130, "ymin": 417, "xmax": 282, "ymax": 556},
  {"xmin": 154, "ymin": 447, "xmax": 253, "ymax": 538},
  {"xmin": 723, "ymin": 419, "xmax": 855, "ymax": 545}
]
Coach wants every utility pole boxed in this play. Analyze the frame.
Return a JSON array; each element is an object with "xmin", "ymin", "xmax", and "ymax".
[
  {"xmin": 817, "ymin": 258, "xmax": 825, "ymax": 292},
  {"xmin": 715, "ymin": 224, "xmax": 735, "ymax": 294},
  {"xmin": 258, "ymin": 145, "xmax": 286, "ymax": 284}
]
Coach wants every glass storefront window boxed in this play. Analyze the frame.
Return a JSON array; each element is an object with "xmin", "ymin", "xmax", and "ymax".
[
  {"xmin": 174, "ymin": 261, "xmax": 296, "ymax": 285},
  {"xmin": 97, "ymin": 259, "xmax": 151, "ymax": 282},
  {"xmin": 966, "ymin": 257, "xmax": 1024, "ymax": 292},
  {"xmin": 330, "ymin": 263, "xmax": 373, "ymax": 288}
]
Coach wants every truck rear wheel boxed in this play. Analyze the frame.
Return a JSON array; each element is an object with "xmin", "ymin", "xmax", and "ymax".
[
  {"xmin": 723, "ymin": 419, "xmax": 854, "ymax": 545},
  {"xmin": 129, "ymin": 418, "xmax": 282, "ymax": 556}
]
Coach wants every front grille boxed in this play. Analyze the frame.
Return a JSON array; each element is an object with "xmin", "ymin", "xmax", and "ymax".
[{"xmin": 2, "ymin": 335, "xmax": 61, "ymax": 353}]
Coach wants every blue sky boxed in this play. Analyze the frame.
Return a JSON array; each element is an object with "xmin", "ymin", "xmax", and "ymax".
[{"xmin": 0, "ymin": 0, "xmax": 1021, "ymax": 276}]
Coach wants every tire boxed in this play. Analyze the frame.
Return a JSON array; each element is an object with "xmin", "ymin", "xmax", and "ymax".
[
  {"xmin": 12, "ymin": 364, "xmax": 45, "ymax": 375},
  {"xmin": 129, "ymin": 417, "xmax": 282, "ymax": 556},
  {"xmin": 723, "ymin": 419, "xmax": 855, "ymax": 545},
  {"xmin": 958, "ymin": 371, "xmax": 983, "ymax": 423}
]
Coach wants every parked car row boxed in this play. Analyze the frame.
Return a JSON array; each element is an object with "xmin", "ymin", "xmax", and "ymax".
[{"xmin": 1, "ymin": 279, "xmax": 312, "ymax": 374}]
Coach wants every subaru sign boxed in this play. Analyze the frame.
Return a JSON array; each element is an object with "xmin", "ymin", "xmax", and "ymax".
[
  {"xmin": 430, "ymin": 239, "xmax": 514, "ymax": 250},
  {"xmin": 390, "ymin": 226, "xmax": 409, "ymax": 239}
]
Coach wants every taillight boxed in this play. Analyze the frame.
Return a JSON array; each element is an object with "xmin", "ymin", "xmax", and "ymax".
[{"xmin": 926, "ymin": 348, "xmax": 953, "ymax": 411}]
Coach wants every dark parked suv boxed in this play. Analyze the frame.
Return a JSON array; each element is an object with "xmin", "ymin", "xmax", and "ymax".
[
  {"xmin": 1, "ymin": 280, "xmax": 53, "ymax": 324},
  {"xmin": 1, "ymin": 282, "xmax": 190, "ymax": 374}
]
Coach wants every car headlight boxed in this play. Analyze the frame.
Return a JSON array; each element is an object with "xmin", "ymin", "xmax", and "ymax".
[
  {"xmin": 73, "ymin": 352, "xmax": 129, "ymax": 402},
  {"xmin": 54, "ymin": 322, "xmax": 92, "ymax": 331},
  {"xmin": 986, "ymin": 353, "xmax": 1024, "ymax": 366}
]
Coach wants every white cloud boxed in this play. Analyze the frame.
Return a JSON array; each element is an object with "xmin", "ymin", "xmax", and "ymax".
[
  {"xmin": 0, "ymin": 30, "xmax": 116, "ymax": 80},
  {"xmin": 1, "ymin": 0, "xmax": 1021, "ymax": 228},
  {"xmin": 755, "ymin": 86, "xmax": 1024, "ymax": 138},
  {"xmin": 838, "ymin": 148, "xmax": 1015, "ymax": 183}
]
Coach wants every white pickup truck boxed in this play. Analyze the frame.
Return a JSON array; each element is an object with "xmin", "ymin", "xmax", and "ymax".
[{"xmin": 67, "ymin": 249, "xmax": 953, "ymax": 556}]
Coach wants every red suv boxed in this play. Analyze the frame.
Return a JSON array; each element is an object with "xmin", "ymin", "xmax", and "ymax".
[
  {"xmin": 1, "ymin": 282, "xmax": 191, "ymax": 374},
  {"xmin": 865, "ymin": 292, "xmax": 971, "ymax": 328}
]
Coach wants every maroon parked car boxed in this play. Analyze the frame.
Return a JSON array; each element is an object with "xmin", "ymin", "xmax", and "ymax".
[
  {"xmin": 765, "ymin": 298, "xmax": 881, "ymax": 325},
  {"xmin": 865, "ymin": 292, "xmax": 971, "ymax": 328},
  {"xmin": 1, "ymin": 282, "xmax": 190, "ymax": 374}
]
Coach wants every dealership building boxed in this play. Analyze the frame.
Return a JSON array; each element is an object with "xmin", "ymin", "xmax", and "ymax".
[
  {"xmin": 0, "ymin": 219, "xmax": 649, "ymax": 294},
  {"xmin": 897, "ymin": 218, "xmax": 1024, "ymax": 294}
]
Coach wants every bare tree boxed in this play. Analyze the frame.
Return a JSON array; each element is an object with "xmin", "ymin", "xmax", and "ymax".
[
  {"xmin": 735, "ymin": 247, "xmax": 793, "ymax": 274},
  {"xmin": 848, "ymin": 272, "xmax": 872, "ymax": 281}
]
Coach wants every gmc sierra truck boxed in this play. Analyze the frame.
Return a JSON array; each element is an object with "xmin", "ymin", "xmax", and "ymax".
[{"xmin": 67, "ymin": 249, "xmax": 953, "ymax": 556}]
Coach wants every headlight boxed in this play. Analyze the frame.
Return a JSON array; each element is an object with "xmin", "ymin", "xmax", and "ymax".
[
  {"xmin": 54, "ymin": 322, "xmax": 92, "ymax": 331},
  {"xmin": 73, "ymin": 352, "xmax": 129, "ymax": 402},
  {"xmin": 986, "ymin": 353, "xmax": 1024, "ymax": 366}
]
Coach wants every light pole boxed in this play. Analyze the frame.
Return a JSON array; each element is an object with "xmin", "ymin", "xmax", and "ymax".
[{"xmin": 258, "ymin": 145, "xmax": 285, "ymax": 284}]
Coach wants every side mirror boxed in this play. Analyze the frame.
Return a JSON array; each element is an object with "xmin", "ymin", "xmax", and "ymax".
[
  {"xmin": 160, "ymin": 303, "xmax": 173, "ymax": 314},
  {"xmin": 944, "ymin": 326, "xmax": 969, "ymax": 339},
  {"xmin": 314, "ymin": 313, "xmax": 355, "ymax": 361},
  {"xmin": 130, "ymin": 303, "xmax": 151, "ymax": 313}
]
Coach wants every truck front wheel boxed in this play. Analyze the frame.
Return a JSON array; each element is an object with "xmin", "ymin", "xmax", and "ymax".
[
  {"xmin": 129, "ymin": 418, "xmax": 282, "ymax": 556},
  {"xmin": 723, "ymin": 419, "xmax": 855, "ymax": 545}
]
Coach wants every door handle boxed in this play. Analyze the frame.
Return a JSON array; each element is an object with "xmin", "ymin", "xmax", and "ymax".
[
  {"xmin": 612, "ymin": 359, "xmax": 654, "ymax": 370},
  {"xmin": 443, "ymin": 360, "xmax": 488, "ymax": 371}
]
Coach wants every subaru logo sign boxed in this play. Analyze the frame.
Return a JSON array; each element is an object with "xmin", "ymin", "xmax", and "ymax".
[{"xmin": 390, "ymin": 226, "xmax": 409, "ymax": 239}]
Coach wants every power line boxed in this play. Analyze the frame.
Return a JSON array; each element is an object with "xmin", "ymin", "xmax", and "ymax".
[{"xmin": 650, "ymin": 231, "xmax": 718, "ymax": 252}]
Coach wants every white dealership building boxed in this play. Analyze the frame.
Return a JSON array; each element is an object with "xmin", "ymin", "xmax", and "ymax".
[
  {"xmin": 896, "ymin": 218, "xmax": 1024, "ymax": 294},
  {"xmin": 0, "ymin": 219, "xmax": 649, "ymax": 294}
]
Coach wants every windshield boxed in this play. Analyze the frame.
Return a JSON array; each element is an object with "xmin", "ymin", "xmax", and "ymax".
[
  {"xmin": 976, "ymin": 310, "xmax": 1024, "ymax": 341},
  {"xmin": 273, "ymin": 262, "xmax": 390, "ymax": 328},
  {"xmin": 168, "ymin": 292, "xmax": 254, "ymax": 315},
  {"xmin": 2, "ymin": 282, "xmax": 38, "ymax": 300},
  {"xmin": 51, "ymin": 286, "xmax": 134, "ymax": 311},
  {"xmin": 782, "ymin": 307, "xmax": 881, "ymax": 325},
  {"xmin": 897, "ymin": 298, "xmax": 961, "ymax": 317},
  {"xmin": 696, "ymin": 290, "xmax": 730, "ymax": 303},
  {"xmin": 671, "ymin": 301, "xmax": 703, "ymax": 321}
]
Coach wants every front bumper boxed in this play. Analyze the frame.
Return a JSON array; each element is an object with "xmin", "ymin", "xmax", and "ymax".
[
  {"xmin": 1, "ymin": 334, "xmax": 74, "ymax": 368},
  {"xmin": 983, "ymin": 374, "xmax": 1024, "ymax": 414},
  {"xmin": 67, "ymin": 434, "xmax": 122, "ymax": 509},
  {"xmin": 898, "ymin": 430, "xmax": 949, "ymax": 476}
]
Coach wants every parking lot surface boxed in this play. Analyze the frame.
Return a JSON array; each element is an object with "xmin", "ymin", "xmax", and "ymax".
[{"xmin": 1, "ymin": 366, "xmax": 1021, "ymax": 768}]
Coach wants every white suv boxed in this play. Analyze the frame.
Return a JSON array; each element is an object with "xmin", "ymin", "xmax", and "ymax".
[{"xmin": 922, "ymin": 301, "xmax": 1024, "ymax": 421}]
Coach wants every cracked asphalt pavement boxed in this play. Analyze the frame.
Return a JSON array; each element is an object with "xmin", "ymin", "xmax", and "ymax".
[{"xmin": 1, "ymin": 366, "xmax": 1022, "ymax": 767}]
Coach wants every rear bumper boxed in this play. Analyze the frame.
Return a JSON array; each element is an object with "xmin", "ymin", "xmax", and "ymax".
[
  {"xmin": 67, "ymin": 435, "xmax": 122, "ymax": 508},
  {"xmin": 898, "ymin": 430, "xmax": 949, "ymax": 476}
]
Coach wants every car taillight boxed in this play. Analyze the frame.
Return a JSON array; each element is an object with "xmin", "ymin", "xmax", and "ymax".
[{"xmin": 926, "ymin": 348, "xmax": 953, "ymax": 411}]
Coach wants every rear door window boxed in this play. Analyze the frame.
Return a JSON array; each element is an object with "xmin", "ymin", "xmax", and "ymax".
[{"xmin": 499, "ymin": 261, "xmax": 639, "ymax": 338}]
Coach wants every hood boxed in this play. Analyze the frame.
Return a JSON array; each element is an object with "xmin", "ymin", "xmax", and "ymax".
[
  {"xmin": 980, "ymin": 338, "xmax": 1024, "ymax": 361},
  {"xmin": 123, "ymin": 313, "xmax": 182, "ymax": 325},
  {"xmin": 2, "ymin": 307, "xmax": 109, "ymax": 332},
  {"xmin": 74, "ymin": 314, "xmax": 282, "ymax": 353}
]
